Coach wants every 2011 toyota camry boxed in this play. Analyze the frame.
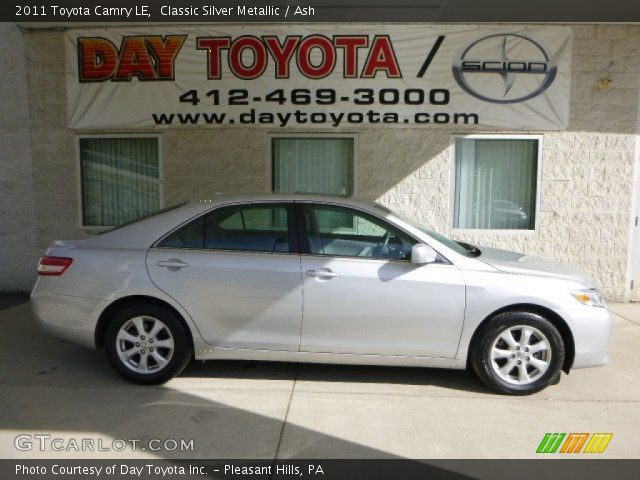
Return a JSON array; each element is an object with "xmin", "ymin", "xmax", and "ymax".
[{"xmin": 31, "ymin": 195, "xmax": 611, "ymax": 395}]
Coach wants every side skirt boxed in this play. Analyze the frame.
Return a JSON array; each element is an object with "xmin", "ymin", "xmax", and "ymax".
[{"xmin": 193, "ymin": 340, "xmax": 466, "ymax": 370}]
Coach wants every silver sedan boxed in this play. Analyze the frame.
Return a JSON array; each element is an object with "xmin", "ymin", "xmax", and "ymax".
[{"xmin": 31, "ymin": 195, "xmax": 611, "ymax": 395}]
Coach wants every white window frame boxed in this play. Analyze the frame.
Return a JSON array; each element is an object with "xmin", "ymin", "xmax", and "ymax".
[
  {"xmin": 268, "ymin": 133, "xmax": 358, "ymax": 197},
  {"xmin": 75, "ymin": 133, "xmax": 164, "ymax": 232},
  {"xmin": 449, "ymin": 133, "xmax": 543, "ymax": 233}
]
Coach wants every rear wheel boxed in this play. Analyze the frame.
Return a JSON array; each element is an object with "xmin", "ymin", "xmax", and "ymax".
[
  {"xmin": 105, "ymin": 304, "xmax": 192, "ymax": 385},
  {"xmin": 471, "ymin": 311, "xmax": 564, "ymax": 395}
]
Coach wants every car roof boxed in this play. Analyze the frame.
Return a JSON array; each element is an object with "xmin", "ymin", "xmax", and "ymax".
[
  {"xmin": 81, "ymin": 194, "xmax": 387, "ymax": 249},
  {"xmin": 188, "ymin": 194, "xmax": 382, "ymax": 212},
  {"xmin": 73, "ymin": 193, "xmax": 477, "ymax": 266}
]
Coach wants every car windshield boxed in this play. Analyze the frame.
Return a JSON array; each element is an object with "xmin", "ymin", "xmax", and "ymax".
[{"xmin": 375, "ymin": 204, "xmax": 481, "ymax": 257}]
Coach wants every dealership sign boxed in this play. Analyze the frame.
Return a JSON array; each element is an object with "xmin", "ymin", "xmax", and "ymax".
[{"xmin": 65, "ymin": 25, "xmax": 572, "ymax": 130}]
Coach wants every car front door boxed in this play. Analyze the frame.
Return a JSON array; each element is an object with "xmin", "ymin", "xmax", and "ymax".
[
  {"xmin": 146, "ymin": 202, "xmax": 303, "ymax": 351},
  {"xmin": 297, "ymin": 203, "xmax": 465, "ymax": 358}
]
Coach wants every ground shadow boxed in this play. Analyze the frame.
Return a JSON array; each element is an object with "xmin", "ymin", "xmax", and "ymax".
[
  {"xmin": 0, "ymin": 299, "xmax": 491, "ymax": 465},
  {"xmin": 0, "ymin": 293, "xmax": 30, "ymax": 311},
  {"xmin": 181, "ymin": 360, "xmax": 489, "ymax": 395}
]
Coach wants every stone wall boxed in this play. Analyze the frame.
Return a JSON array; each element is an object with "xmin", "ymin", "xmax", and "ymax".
[
  {"xmin": 0, "ymin": 24, "xmax": 38, "ymax": 291},
  {"xmin": 7, "ymin": 24, "xmax": 640, "ymax": 300}
]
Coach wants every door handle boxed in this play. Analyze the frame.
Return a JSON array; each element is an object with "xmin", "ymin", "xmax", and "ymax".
[
  {"xmin": 305, "ymin": 269, "xmax": 339, "ymax": 278},
  {"xmin": 157, "ymin": 259, "xmax": 188, "ymax": 269}
]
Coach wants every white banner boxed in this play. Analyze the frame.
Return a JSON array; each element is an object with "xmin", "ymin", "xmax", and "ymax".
[{"xmin": 65, "ymin": 25, "xmax": 572, "ymax": 130}]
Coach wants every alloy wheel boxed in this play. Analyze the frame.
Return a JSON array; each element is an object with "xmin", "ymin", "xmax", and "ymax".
[
  {"xmin": 490, "ymin": 325, "xmax": 552, "ymax": 385},
  {"xmin": 115, "ymin": 316, "xmax": 175, "ymax": 374}
]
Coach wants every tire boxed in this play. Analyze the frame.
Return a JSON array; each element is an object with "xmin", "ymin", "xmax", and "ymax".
[
  {"xmin": 550, "ymin": 371, "xmax": 562, "ymax": 385},
  {"xmin": 105, "ymin": 303, "xmax": 193, "ymax": 385},
  {"xmin": 471, "ymin": 311, "xmax": 564, "ymax": 395}
]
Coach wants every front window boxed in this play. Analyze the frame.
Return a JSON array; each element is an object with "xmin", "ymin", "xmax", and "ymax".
[
  {"xmin": 453, "ymin": 137, "xmax": 539, "ymax": 230},
  {"xmin": 376, "ymin": 205, "xmax": 473, "ymax": 257},
  {"xmin": 79, "ymin": 136, "xmax": 160, "ymax": 227},
  {"xmin": 303, "ymin": 205, "xmax": 414, "ymax": 261},
  {"xmin": 272, "ymin": 137, "xmax": 355, "ymax": 196}
]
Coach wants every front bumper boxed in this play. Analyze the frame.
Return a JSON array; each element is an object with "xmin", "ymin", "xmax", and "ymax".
[
  {"xmin": 564, "ymin": 305, "xmax": 612, "ymax": 369},
  {"xmin": 30, "ymin": 289, "xmax": 108, "ymax": 350}
]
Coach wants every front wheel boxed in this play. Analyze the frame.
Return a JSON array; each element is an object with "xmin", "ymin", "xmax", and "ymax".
[
  {"xmin": 471, "ymin": 311, "xmax": 565, "ymax": 395},
  {"xmin": 105, "ymin": 304, "xmax": 193, "ymax": 385}
]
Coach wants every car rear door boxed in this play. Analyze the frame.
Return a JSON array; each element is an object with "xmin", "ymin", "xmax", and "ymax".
[
  {"xmin": 146, "ymin": 202, "xmax": 303, "ymax": 351},
  {"xmin": 297, "ymin": 202, "xmax": 465, "ymax": 358}
]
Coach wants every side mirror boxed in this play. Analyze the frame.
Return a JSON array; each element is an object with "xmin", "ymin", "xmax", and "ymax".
[{"xmin": 411, "ymin": 243, "xmax": 438, "ymax": 264}]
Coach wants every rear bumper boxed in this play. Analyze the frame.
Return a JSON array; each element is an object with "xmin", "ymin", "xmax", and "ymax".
[
  {"xmin": 564, "ymin": 305, "xmax": 612, "ymax": 369},
  {"xmin": 30, "ymin": 288, "xmax": 107, "ymax": 350}
]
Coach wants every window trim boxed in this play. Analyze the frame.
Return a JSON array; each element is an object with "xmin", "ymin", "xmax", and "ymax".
[
  {"xmin": 154, "ymin": 199, "xmax": 452, "ymax": 264},
  {"xmin": 76, "ymin": 133, "xmax": 163, "ymax": 232},
  {"xmin": 152, "ymin": 201, "xmax": 300, "ymax": 256},
  {"xmin": 449, "ymin": 133, "xmax": 543, "ymax": 233},
  {"xmin": 268, "ymin": 133, "xmax": 358, "ymax": 197}
]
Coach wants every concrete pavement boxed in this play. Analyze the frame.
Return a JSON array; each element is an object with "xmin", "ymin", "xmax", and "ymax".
[{"xmin": 0, "ymin": 299, "xmax": 638, "ymax": 459}]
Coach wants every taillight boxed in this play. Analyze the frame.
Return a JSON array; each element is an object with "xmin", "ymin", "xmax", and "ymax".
[{"xmin": 38, "ymin": 256, "xmax": 73, "ymax": 276}]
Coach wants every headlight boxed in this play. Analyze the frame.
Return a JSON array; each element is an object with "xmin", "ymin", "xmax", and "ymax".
[{"xmin": 571, "ymin": 289, "xmax": 605, "ymax": 308}]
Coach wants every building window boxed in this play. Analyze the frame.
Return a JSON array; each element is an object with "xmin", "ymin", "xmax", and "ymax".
[
  {"xmin": 453, "ymin": 137, "xmax": 539, "ymax": 230},
  {"xmin": 272, "ymin": 137, "xmax": 354, "ymax": 197},
  {"xmin": 79, "ymin": 136, "xmax": 160, "ymax": 227}
]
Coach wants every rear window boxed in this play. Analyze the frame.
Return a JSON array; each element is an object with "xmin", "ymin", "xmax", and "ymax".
[{"xmin": 100, "ymin": 202, "xmax": 189, "ymax": 234}]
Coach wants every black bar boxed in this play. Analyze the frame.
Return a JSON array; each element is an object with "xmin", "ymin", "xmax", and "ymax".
[
  {"xmin": 6, "ymin": 1, "xmax": 640, "ymax": 24},
  {"xmin": 4, "ymin": 460, "xmax": 640, "ymax": 480}
]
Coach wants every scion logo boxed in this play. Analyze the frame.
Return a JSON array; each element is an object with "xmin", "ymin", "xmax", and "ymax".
[{"xmin": 452, "ymin": 33, "xmax": 557, "ymax": 104}]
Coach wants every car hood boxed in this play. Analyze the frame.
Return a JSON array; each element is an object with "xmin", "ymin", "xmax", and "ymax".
[{"xmin": 476, "ymin": 246, "xmax": 597, "ymax": 288}]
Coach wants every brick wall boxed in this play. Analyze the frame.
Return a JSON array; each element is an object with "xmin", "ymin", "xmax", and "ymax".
[{"xmin": 7, "ymin": 25, "xmax": 640, "ymax": 300}]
